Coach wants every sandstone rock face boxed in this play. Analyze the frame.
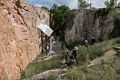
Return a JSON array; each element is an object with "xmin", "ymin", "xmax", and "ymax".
[
  {"xmin": 0, "ymin": 0, "xmax": 49, "ymax": 80},
  {"xmin": 65, "ymin": 9, "xmax": 114, "ymax": 44}
]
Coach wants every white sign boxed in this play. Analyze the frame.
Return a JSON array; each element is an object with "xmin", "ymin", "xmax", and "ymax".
[{"xmin": 37, "ymin": 24, "xmax": 53, "ymax": 37}]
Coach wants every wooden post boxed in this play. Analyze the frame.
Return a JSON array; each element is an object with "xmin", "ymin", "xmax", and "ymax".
[
  {"xmin": 41, "ymin": 31, "xmax": 43, "ymax": 54},
  {"xmin": 45, "ymin": 35, "xmax": 47, "ymax": 54}
]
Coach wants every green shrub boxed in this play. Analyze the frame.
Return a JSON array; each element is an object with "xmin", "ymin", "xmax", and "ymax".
[
  {"xmin": 77, "ymin": 38, "xmax": 120, "ymax": 65},
  {"xmin": 63, "ymin": 63, "xmax": 119, "ymax": 80},
  {"xmin": 63, "ymin": 67, "xmax": 86, "ymax": 80},
  {"xmin": 46, "ymin": 75, "xmax": 57, "ymax": 80},
  {"xmin": 21, "ymin": 54, "xmax": 63, "ymax": 79},
  {"xmin": 114, "ymin": 38, "xmax": 120, "ymax": 44},
  {"xmin": 77, "ymin": 44, "xmax": 103, "ymax": 64}
]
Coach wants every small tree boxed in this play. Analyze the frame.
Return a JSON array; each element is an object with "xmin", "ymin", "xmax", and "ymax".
[
  {"xmin": 50, "ymin": 5, "xmax": 71, "ymax": 41},
  {"xmin": 78, "ymin": 0, "xmax": 87, "ymax": 9},
  {"xmin": 41, "ymin": 6, "xmax": 49, "ymax": 10},
  {"xmin": 105, "ymin": 0, "xmax": 117, "ymax": 10}
]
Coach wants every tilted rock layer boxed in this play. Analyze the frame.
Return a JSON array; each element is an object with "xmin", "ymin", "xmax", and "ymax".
[
  {"xmin": 65, "ymin": 9, "xmax": 114, "ymax": 44},
  {"xmin": 0, "ymin": 0, "xmax": 49, "ymax": 80}
]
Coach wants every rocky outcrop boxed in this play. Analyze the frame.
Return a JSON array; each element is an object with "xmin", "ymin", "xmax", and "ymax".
[
  {"xmin": 65, "ymin": 9, "xmax": 114, "ymax": 44},
  {"xmin": 0, "ymin": 0, "xmax": 49, "ymax": 80}
]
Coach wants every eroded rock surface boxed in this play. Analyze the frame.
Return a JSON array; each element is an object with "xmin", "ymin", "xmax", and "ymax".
[
  {"xmin": 0, "ymin": 0, "xmax": 49, "ymax": 80},
  {"xmin": 65, "ymin": 9, "xmax": 114, "ymax": 44}
]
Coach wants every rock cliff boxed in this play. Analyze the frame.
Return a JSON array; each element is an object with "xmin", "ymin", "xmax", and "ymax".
[
  {"xmin": 65, "ymin": 9, "xmax": 114, "ymax": 44},
  {"xmin": 0, "ymin": 0, "xmax": 49, "ymax": 80}
]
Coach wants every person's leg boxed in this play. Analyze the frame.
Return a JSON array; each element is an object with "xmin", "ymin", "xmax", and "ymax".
[{"xmin": 74, "ymin": 56, "xmax": 78, "ymax": 65}]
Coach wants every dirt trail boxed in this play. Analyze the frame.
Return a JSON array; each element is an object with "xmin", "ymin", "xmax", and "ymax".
[{"xmin": 88, "ymin": 49, "xmax": 117, "ymax": 67}]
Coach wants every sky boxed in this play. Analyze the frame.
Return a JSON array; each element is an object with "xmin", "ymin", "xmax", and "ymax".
[{"xmin": 26, "ymin": 0, "xmax": 120, "ymax": 9}]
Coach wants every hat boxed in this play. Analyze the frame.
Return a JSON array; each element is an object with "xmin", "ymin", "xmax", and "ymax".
[
  {"xmin": 85, "ymin": 40, "xmax": 88, "ymax": 43},
  {"xmin": 65, "ymin": 50, "xmax": 69, "ymax": 53},
  {"xmin": 73, "ymin": 46, "xmax": 78, "ymax": 50}
]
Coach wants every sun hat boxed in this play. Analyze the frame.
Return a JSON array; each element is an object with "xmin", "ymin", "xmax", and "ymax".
[
  {"xmin": 65, "ymin": 49, "xmax": 69, "ymax": 53},
  {"xmin": 73, "ymin": 46, "xmax": 78, "ymax": 50}
]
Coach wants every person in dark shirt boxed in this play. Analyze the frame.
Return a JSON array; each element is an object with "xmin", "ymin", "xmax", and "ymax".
[
  {"xmin": 72, "ymin": 47, "xmax": 78, "ymax": 65},
  {"xmin": 64, "ymin": 49, "xmax": 69, "ymax": 63},
  {"xmin": 91, "ymin": 37, "xmax": 96, "ymax": 45}
]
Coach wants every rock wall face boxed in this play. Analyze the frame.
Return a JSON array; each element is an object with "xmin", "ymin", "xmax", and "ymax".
[
  {"xmin": 0, "ymin": 0, "xmax": 49, "ymax": 80},
  {"xmin": 65, "ymin": 9, "xmax": 114, "ymax": 44}
]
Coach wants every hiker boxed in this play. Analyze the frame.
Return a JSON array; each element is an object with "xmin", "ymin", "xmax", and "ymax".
[
  {"xmin": 71, "ymin": 47, "xmax": 78, "ymax": 65},
  {"xmin": 67, "ymin": 55, "xmax": 75, "ymax": 67},
  {"xmin": 64, "ymin": 49, "xmax": 69, "ymax": 63},
  {"xmin": 84, "ymin": 40, "xmax": 89, "ymax": 47},
  {"xmin": 91, "ymin": 37, "xmax": 96, "ymax": 45}
]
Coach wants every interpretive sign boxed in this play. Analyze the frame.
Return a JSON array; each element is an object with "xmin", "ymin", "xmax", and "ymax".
[{"xmin": 37, "ymin": 24, "xmax": 53, "ymax": 37}]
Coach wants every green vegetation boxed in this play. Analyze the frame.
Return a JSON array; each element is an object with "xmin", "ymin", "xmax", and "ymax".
[
  {"xmin": 77, "ymin": 38, "xmax": 120, "ymax": 64},
  {"xmin": 46, "ymin": 75, "xmax": 57, "ymax": 80},
  {"xmin": 63, "ymin": 63, "xmax": 120, "ymax": 80},
  {"xmin": 110, "ymin": 15, "xmax": 120, "ymax": 38},
  {"xmin": 63, "ymin": 38, "xmax": 120, "ymax": 80},
  {"xmin": 95, "ymin": 8, "xmax": 110, "ymax": 17},
  {"xmin": 105, "ymin": 0, "xmax": 117, "ymax": 10},
  {"xmin": 21, "ymin": 38, "xmax": 120, "ymax": 79},
  {"xmin": 110, "ymin": 8, "xmax": 120, "ymax": 38},
  {"xmin": 78, "ymin": 0, "xmax": 88, "ymax": 9},
  {"xmin": 50, "ymin": 4, "xmax": 72, "ymax": 41},
  {"xmin": 114, "ymin": 12, "xmax": 120, "ymax": 19},
  {"xmin": 20, "ymin": 53, "xmax": 63, "ymax": 79},
  {"xmin": 41, "ymin": 6, "xmax": 49, "ymax": 10}
]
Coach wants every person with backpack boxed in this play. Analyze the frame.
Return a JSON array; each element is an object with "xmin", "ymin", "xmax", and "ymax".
[{"xmin": 71, "ymin": 47, "xmax": 78, "ymax": 65}]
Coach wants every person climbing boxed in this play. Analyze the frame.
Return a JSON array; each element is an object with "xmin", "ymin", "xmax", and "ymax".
[
  {"xmin": 84, "ymin": 39, "xmax": 89, "ymax": 47},
  {"xmin": 91, "ymin": 37, "xmax": 96, "ymax": 45},
  {"xmin": 71, "ymin": 46, "xmax": 78, "ymax": 65}
]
